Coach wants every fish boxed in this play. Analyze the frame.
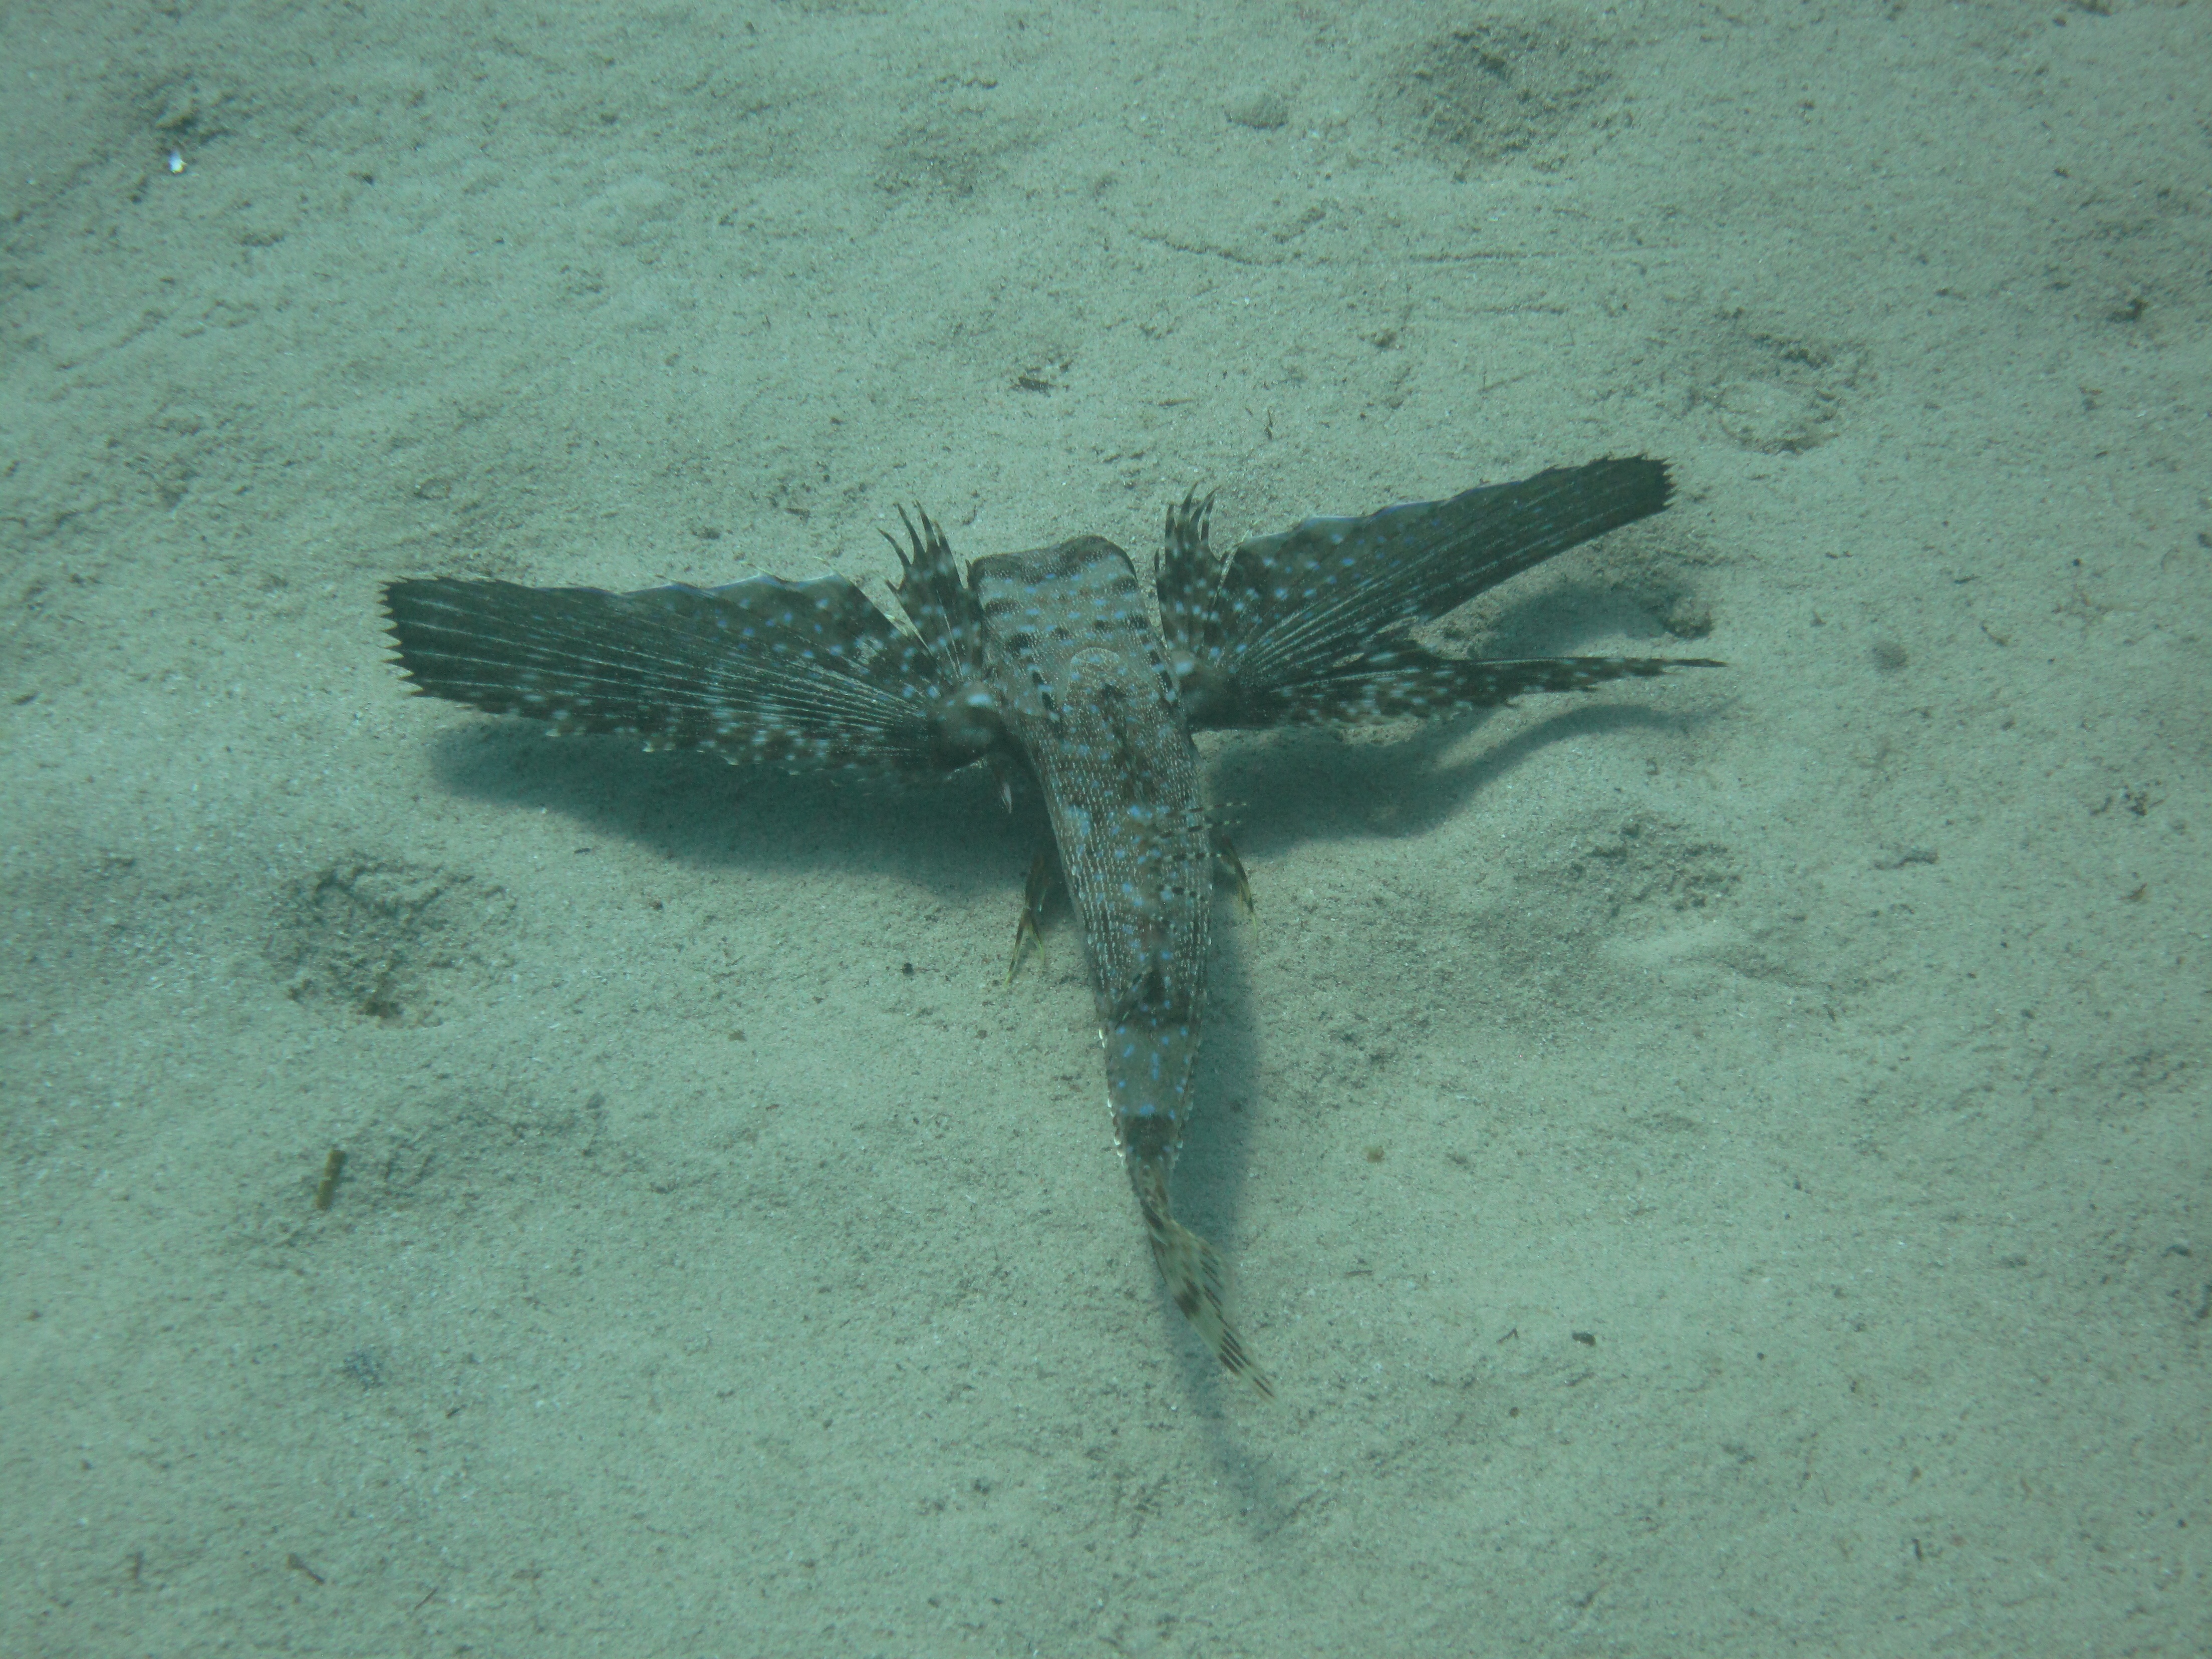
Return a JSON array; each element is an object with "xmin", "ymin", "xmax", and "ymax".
[{"xmin": 380, "ymin": 455, "xmax": 1716, "ymax": 1395}]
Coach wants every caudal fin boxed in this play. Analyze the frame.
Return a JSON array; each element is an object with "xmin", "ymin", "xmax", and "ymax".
[{"xmin": 1133, "ymin": 1159, "xmax": 1272, "ymax": 1398}]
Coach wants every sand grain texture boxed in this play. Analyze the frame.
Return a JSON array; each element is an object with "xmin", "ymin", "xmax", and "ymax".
[{"xmin": 4, "ymin": 3, "xmax": 2205, "ymax": 1654}]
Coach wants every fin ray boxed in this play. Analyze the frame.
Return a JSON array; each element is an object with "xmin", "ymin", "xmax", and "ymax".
[
  {"xmin": 1133, "ymin": 1157, "xmax": 1272, "ymax": 1398},
  {"xmin": 1167, "ymin": 458, "xmax": 1687, "ymax": 730},
  {"xmin": 382, "ymin": 575, "xmax": 989, "ymax": 776}
]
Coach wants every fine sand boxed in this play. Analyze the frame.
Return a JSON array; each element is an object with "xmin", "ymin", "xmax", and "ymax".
[{"xmin": 4, "ymin": 3, "xmax": 2205, "ymax": 1653}]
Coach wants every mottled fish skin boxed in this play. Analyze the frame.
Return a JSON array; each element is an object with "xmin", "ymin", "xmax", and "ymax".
[
  {"xmin": 380, "ymin": 456, "xmax": 1711, "ymax": 1395},
  {"xmin": 969, "ymin": 536, "xmax": 1268, "ymax": 1394}
]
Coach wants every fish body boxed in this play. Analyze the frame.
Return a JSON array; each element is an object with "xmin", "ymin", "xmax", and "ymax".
[
  {"xmin": 381, "ymin": 456, "xmax": 1713, "ymax": 1392},
  {"xmin": 970, "ymin": 536, "xmax": 1257, "ymax": 1387}
]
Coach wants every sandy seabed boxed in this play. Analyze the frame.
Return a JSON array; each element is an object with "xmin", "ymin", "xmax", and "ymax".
[{"xmin": 4, "ymin": 2, "xmax": 2206, "ymax": 1654}]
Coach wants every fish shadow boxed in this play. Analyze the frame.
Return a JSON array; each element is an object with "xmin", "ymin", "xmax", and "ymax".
[
  {"xmin": 418, "ymin": 719, "xmax": 1036, "ymax": 904},
  {"xmin": 412, "ymin": 576, "xmax": 1719, "ymax": 891},
  {"xmin": 408, "ymin": 577, "xmax": 1724, "ymax": 1430},
  {"xmin": 1216, "ymin": 698, "xmax": 1717, "ymax": 857},
  {"xmin": 1213, "ymin": 584, "xmax": 1728, "ymax": 857}
]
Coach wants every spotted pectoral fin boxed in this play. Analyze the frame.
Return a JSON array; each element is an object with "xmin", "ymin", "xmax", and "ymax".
[
  {"xmin": 383, "ymin": 575, "xmax": 1001, "ymax": 777},
  {"xmin": 1166, "ymin": 458, "xmax": 1683, "ymax": 730},
  {"xmin": 1232, "ymin": 646, "xmax": 1725, "ymax": 726},
  {"xmin": 1134, "ymin": 1159, "xmax": 1272, "ymax": 1398}
]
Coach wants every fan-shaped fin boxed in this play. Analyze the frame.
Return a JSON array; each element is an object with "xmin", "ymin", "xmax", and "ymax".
[
  {"xmin": 1164, "ymin": 458, "xmax": 1684, "ymax": 729},
  {"xmin": 382, "ymin": 574, "xmax": 1002, "ymax": 776}
]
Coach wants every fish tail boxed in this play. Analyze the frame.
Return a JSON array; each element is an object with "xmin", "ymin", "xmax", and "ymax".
[{"xmin": 1131, "ymin": 1156, "xmax": 1272, "ymax": 1398}]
